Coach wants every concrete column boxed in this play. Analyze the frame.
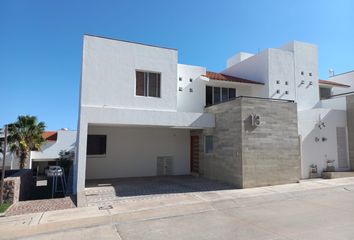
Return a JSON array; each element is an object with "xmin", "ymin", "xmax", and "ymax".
[{"xmin": 74, "ymin": 119, "xmax": 88, "ymax": 207}]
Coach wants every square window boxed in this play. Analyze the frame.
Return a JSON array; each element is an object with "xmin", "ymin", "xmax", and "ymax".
[
  {"xmin": 189, "ymin": 88, "xmax": 193, "ymax": 92},
  {"xmin": 285, "ymin": 90, "xmax": 289, "ymax": 94},
  {"xmin": 205, "ymin": 136, "xmax": 213, "ymax": 153},
  {"xmin": 285, "ymin": 81, "xmax": 288, "ymax": 85},
  {"xmin": 179, "ymin": 77, "xmax": 182, "ymax": 81},
  {"xmin": 276, "ymin": 80, "xmax": 280, "ymax": 84},
  {"xmin": 189, "ymin": 78, "xmax": 193, "ymax": 82},
  {"xmin": 276, "ymin": 89, "xmax": 280, "ymax": 94},
  {"xmin": 179, "ymin": 87, "xmax": 183, "ymax": 91},
  {"xmin": 301, "ymin": 71, "xmax": 304, "ymax": 75},
  {"xmin": 136, "ymin": 71, "xmax": 161, "ymax": 97},
  {"xmin": 309, "ymin": 72, "xmax": 312, "ymax": 76},
  {"xmin": 87, "ymin": 135, "xmax": 107, "ymax": 155}
]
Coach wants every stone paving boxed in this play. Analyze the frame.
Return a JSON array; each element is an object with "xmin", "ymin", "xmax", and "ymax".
[
  {"xmin": 85, "ymin": 175, "xmax": 235, "ymax": 207},
  {"xmin": 5, "ymin": 196, "xmax": 76, "ymax": 216},
  {"xmin": 1, "ymin": 177, "xmax": 354, "ymax": 240}
]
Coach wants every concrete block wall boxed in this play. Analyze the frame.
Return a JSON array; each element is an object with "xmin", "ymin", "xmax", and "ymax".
[
  {"xmin": 201, "ymin": 97, "xmax": 300, "ymax": 188},
  {"xmin": 346, "ymin": 94, "xmax": 354, "ymax": 170},
  {"xmin": 240, "ymin": 98, "xmax": 300, "ymax": 187},
  {"xmin": 201, "ymin": 101, "xmax": 243, "ymax": 188}
]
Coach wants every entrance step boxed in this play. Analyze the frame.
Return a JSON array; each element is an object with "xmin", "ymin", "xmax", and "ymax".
[{"xmin": 322, "ymin": 171, "xmax": 354, "ymax": 179}]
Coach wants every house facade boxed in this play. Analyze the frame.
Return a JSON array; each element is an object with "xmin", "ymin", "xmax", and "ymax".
[
  {"xmin": 0, "ymin": 129, "xmax": 76, "ymax": 174},
  {"xmin": 74, "ymin": 35, "xmax": 353, "ymax": 205}
]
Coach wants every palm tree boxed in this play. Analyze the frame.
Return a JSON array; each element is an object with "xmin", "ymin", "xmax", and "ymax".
[{"xmin": 8, "ymin": 116, "xmax": 46, "ymax": 169}]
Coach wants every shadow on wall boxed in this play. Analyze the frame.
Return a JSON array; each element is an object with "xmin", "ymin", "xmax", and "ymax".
[
  {"xmin": 301, "ymin": 109, "xmax": 349, "ymax": 179},
  {"xmin": 243, "ymin": 115, "xmax": 257, "ymax": 133}
]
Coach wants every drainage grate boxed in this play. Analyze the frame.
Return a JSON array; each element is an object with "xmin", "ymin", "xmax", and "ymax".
[{"xmin": 98, "ymin": 205, "xmax": 113, "ymax": 210}]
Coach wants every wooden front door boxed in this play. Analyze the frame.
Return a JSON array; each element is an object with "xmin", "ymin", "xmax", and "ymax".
[{"xmin": 190, "ymin": 135, "xmax": 200, "ymax": 173}]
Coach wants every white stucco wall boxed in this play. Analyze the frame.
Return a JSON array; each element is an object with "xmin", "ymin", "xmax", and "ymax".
[
  {"xmin": 222, "ymin": 49, "xmax": 269, "ymax": 98},
  {"xmin": 86, "ymin": 126, "xmax": 190, "ymax": 179},
  {"xmin": 177, "ymin": 64, "xmax": 207, "ymax": 113},
  {"xmin": 319, "ymin": 97, "xmax": 347, "ymax": 110},
  {"xmin": 298, "ymin": 108, "xmax": 349, "ymax": 179},
  {"xmin": 330, "ymin": 71, "xmax": 354, "ymax": 95},
  {"xmin": 31, "ymin": 130, "xmax": 77, "ymax": 161},
  {"xmin": 177, "ymin": 64, "xmax": 255, "ymax": 113},
  {"xmin": 226, "ymin": 52, "xmax": 254, "ymax": 68},
  {"xmin": 81, "ymin": 35, "xmax": 178, "ymax": 111},
  {"xmin": 267, "ymin": 48, "xmax": 295, "ymax": 100},
  {"xmin": 280, "ymin": 41, "xmax": 319, "ymax": 111}
]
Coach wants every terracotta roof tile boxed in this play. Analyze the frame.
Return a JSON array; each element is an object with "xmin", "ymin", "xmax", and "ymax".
[
  {"xmin": 203, "ymin": 71, "xmax": 264, "ymax": 85},
  {"xmin": 42, "ymin": 131, "xmax": 57, "ymax": 142},
  {"xmin": 319, "ymin": 80, "xmax": 350, "ymax": 88}
]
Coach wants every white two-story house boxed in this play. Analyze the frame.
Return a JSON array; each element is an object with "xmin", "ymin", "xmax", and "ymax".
[{"xmin": 74, "ymin": 35, "xmax": 353, "ymax": 206}]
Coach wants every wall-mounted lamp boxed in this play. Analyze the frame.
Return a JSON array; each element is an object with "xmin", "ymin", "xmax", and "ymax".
[{"xmin": 318, "ymin": 121, "xmax": 326, "ymax": 129}]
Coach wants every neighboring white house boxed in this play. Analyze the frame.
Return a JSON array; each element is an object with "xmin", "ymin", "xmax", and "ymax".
[
  {"xmin": 74, "ymin": 35, "xmax": 353, "ymax": 205},
  {"xmin": 0, "ymin": 129, "xmax": 77, "ymax": 175},
  {"xmin": 30, "ymin": 129, "xmax": 77, "ymax": 177}
]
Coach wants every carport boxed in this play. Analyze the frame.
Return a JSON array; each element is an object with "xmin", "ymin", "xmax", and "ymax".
[{"xmin": 85, "ymin": 125, "xmax": 192, "ymax": 180}]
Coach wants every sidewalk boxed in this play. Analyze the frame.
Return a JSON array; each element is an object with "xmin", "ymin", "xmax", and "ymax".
[{"xmin": 0, "ymin": 177, "xmax": 353, "ymax": 240}]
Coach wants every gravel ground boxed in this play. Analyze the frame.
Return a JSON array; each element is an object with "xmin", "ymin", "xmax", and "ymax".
[{"xmin": 6, "ymin": 196, "xmax": 76, "ymax": 216}]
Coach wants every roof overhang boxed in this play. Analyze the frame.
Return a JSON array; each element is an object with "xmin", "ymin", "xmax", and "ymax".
[
  {"xmin": 202, "ymin": 71, "xmax": 264, "ymax": 85},
  {"xmin": 319, "ymin": 80, "xmax": 350, "ymax": 88}
]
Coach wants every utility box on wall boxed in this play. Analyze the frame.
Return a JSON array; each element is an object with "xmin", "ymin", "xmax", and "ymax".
[{"xmin": 157, "ymin": 156, "xmax": 173, "ymax": 176}]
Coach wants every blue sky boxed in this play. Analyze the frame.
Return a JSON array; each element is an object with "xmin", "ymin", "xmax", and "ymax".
[{"xmin": 1, "ymin": 0, "xmax": 353, "ymax": 130}]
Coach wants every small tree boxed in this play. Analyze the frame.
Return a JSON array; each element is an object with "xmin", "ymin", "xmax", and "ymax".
[{"xmin": 8, "ymin": 116, "xmax": 46, "ymax": 169}]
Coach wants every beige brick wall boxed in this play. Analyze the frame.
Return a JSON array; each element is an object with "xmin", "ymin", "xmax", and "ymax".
[{"xmin": 201, "ymin": 97, "xmax": 301, "ymax": 188}]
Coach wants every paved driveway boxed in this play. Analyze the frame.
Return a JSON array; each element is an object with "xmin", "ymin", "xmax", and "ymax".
[
  {"xmin": 2, "ymin": 178, "xmax": 354, "ymax": 240},
  {"xmin": 84, "ymin": 175, "xmax": 234, "ymax": 206}
]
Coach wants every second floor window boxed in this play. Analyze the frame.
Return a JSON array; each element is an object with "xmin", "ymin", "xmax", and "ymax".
[
  {"xmin": 136, "ymin": 71, "xmax": 161, "ymax": 97},
  {"xmin": 206, "ymin": 86, "xmax": 236, "ymax": 106},
  {"xmin": 319, "ymin": 87, "xmax": 332, "ymax": 100}
]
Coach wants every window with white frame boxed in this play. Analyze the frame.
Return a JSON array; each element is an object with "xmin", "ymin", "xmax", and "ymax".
[
  {"xmin": 136, "ymin": 71, "xmax": 161, "ymax": 97},
  {"xmin": 204, "ymin": 135, "xmax": 213, "ymax": 153},
  {"xmin": 206, "ymin": 86, "xmax": 236, "ymax": 106}
]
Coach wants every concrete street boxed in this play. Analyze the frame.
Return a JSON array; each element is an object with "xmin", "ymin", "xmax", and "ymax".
[{"xmin": 1, "ymin": 177, "xmax": 354, "ymax": 240}]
